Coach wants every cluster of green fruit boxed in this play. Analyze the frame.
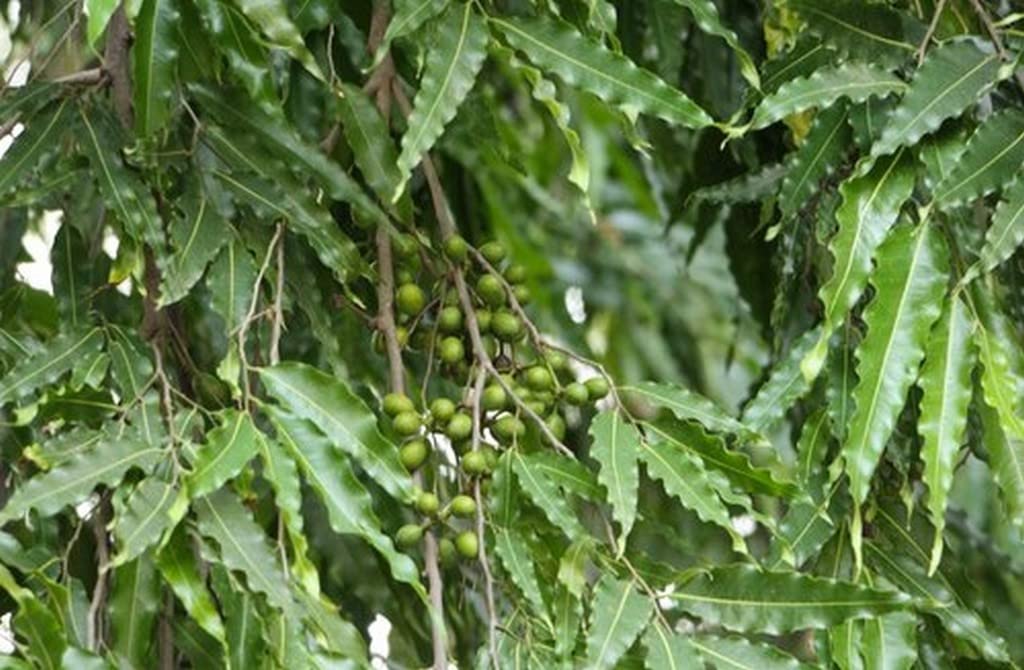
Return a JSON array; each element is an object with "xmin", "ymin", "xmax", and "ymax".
[{"xmin": 379, "ymin": 237, "xmax": 610, "ymax": 559}]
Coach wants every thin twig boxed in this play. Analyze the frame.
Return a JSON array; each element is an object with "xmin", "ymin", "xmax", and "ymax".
[
  {"xmin": 238, "ymin": 224, "xmax": 285, "ymax": 408},
  {"xmin": 468, "ymin": 367, "xmax": 499, "ymax": 668},
  {"xmin": 87, "ymin": 498, "xmax": 112, "ymax": 652},
  {"xmin": 101, "ymin": 3, "xmax": 133, "ymax": 130},
  {"xmin": 968, "ymin": 0, "xmax": 1024, "ymax": 91},
  {"xmin": 270, "ymin": 224, "xmax": 286, "ymax": 366},
  {"xmin": 917, "ymin": 0, "xmax": 947, "ymax": 65}
]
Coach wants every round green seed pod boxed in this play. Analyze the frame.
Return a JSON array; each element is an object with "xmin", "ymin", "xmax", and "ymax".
[
  {"xmin": 437, "ymin": 306, "xmax": 464, "ymax": 333},
  {"xmin": 430, "ymin": 397, "xmax": 457, "ymax": 423},
  {"xmin": 393, "ymin": 233, "xmax": 417, "ymax": 258},
  {"xmin": 396, "ymin": 283, "xmax": 425, "ymax": 315},
  {"xmin": 479, "ymin": 241, "xmax": 506, "ymax": 265},
  {"xmin": 396, "ymin": 524, "xmax": 423, "ymax": 548},
  {"xmin": 450, "ymin": 494, "xmax": 477, "ymax": 518},
  {"xmin": 400, "ymin": 439, "xmax": 429, "ymax": 471},
  {"xmin": 563, "ymin": 382, "xmax": 589, "ymax": 406},
  {"xmin": 455, "ymin": 531, "xmax": 479, "ymax": 558},
  {"xmin": 481, "ymin": 384, "xmax": 508, "ymax": 411},
  {"xmin": 439, "ymin": 336, "xmax": 465, "ymax": 364},
  {"xmin": 443, "ymin": 235, "xmax": 469, "ymax": 263},
  {"xmin": 446, "ymin": 413, "xmax": 473, "ymax": 441},
  {"xmin": 585, "ymin": 377, "xmax": 610, "ymax": 400},
  {"xmin": 415, "ymin": 492, "xmax": 440, "ymax": 516},
  {"xmin": 505, "ymin": 264, "xmax": 527, "ymax": 284},
  {"xmin": 475, "ymin": 309, "xmax": 492, "ymax": 333},
  {"xmin": 476, "ymin": 274, "xmax": 505, "ymax": 307},
  {"xmin": 393, "ymin": 411, "xmax": 422, "ymax": 437},
  {"xmin": 439, "ymin": 538, "xmax": 457, "ymax": 567},
  {"xmin": 545, "ymin": 413, "xmax": 567, "ymax": 442},
  {"xmin": 525, "ymin": 366, "xmax": 553, "ymax": 391},
  {"xmin": 461, "ymin": 450, "xmax": 488, "ymax": 476},
  {"xmin": 491, "ymin": 312, "xmax": 522, "ymax": 342},
  {"xmin": 492, "ymin": 415, "xmax": 526, "ymax": 442},
  {"xmin": 513, "ymin": 285, "xmax": 531, "ymax": 305},
  {"xmin": 383, "ymin": 393, "xmax": 415, "ymax": 417}
]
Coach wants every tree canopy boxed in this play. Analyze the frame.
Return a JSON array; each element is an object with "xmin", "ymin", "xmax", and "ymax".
[{"xmin": 1, "ymin": 0, "xmax": 1024, "ymax": 668}]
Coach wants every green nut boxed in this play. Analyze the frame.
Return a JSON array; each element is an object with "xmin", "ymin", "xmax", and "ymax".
[
  {"xmin": 383, "ymin": 393, "xmax": 415, "ymax": 417},
  {"xmin": 450, "ymin": 494, "xmax": 477, "ymax": 518}
]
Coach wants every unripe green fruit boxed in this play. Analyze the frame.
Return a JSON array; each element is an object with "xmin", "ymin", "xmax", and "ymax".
[
  {"xmin": 383, "ymin": 393, "xmax": 415, "ymax": 417},
  {"xmin": 545, "ymin": 351, "xmax": 570, "ymax": 373},
  {"xmin": 491, "ymin": 312, "xmax": 522, "ymax": 341},
  {"xmin": 481, "ymin": 384, "xmax": 507, "ymax": 411},
  {"xmin": 396, "ymin": 283, "xmax": 426, "ymax": 315},
  {"xmin": 525, "ymin": 400, "xmax": 548, "ymax": 416},
  {"xmin": 480, "ymin": 241, "xmax": 507, "ymax": 265},
  {"xmin": 393, "ymin": 411, "xmax": 422, "ymax": 436},
  {"xmin": 393, "ymin": 233, "xmax": 417, "ymax": 258},
  {"xmin": 564, "ymin": 382, "xmax": 589, "ymax": 406},
  {"xmin": 430, "ymin": 397, "xmax": 457, "ymax": 423},
  {"xmin": 475, "ymin": 309, "xmax": 492, "ymax": 333},
  {"xmin": 525, "ymin": 366, "xmax": 553, "ymax": 391},
  {"xmin": 585, "ymin": 377, "xmax": 610, "ymax": 400},
  {"xmin": 505, "ymin": 264, "xmax": 527, "ymax": 284},
  {"xmin": 438, "ymin": 306, "xmax": 463, "ymax": 333},
  {"xmin": 481, "ymin": 445, "xmax": 498, "ymax": 470},
  {"xmin": 455, "ymin": 531, "xmax": 479, "ymax": 558},
  {"xmin": 462, "ymin": 450, "xmax": 488, "ymax": 475},
  {"xmin": 446, "ymin": 413, "xmax": 473, "ymax": 441},
  {"xmin": 492, "ymin": 415, "xmax": 526, "ymax": 442},
  {"xmin": 476, "ymin": 274, "xmax": 505, "ymax": 307},
  {"xmin": 545, "ymin": 413, "xmax": 567, "ymax": 442},
  {"xmin": 415, "ymin": 492, "xmax": 440, "ymax": 515},
  {"xmin": 396, "ymin": 268, "xmax": 415, "ymax": 285},
  {"xmin": 439, "ymin": 538, "xmax": 457, "ymax": 567},
  {"xmin": 450, "ymin": 494, "xmax": 477, "ymax": 518},
  {"xmin": 396, "ymin": 524, "xmax": 423, "ymax": 548},
  {"xmin": 513, "ymin": 285, "xmax": 531, "ymax": 305},
  {"xmin": 396, "ymin": 326, "xmax": 409, "ymax": 348},
  {"xmin": 439, "ymin": 336, "xmax": 465, "ymax": 364},
  {"xmin": 443, "ymin": 235, "xmax": 469, "ymax": 262},
  {"xmin": 400, "ymin": 440, "xmax": 429, "ymax": 471}
]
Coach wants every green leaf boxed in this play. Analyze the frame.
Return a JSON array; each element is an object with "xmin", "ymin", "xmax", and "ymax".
[
  {"xmin": 692, "ymin": 634, "xmax": 813, "ymax": 669},
  {"xmin": 159, "ymin": 177, "xmax": 232, "ymax": 306},
  {"xmin": 517, "ymin": 450, "xmax": 602, "ymax": 502},
  {"xmin": 395, "ymin": 3, "xmax": 488, "ymax": 197},
  {"xmin": 742, "ymin": 327, "xmax": 821, "ymax": 431},
  {"xmin": 494, "ymin": 528, "xmax": 550, "ymax": 624},
  {"xmin": 258, "ymin": 362, "xmax": 413, "ymax": 501},
  {"xmin": 670, "ymin": 0, "xmax": 759, "ymax": 89},
  {"xmin": 557, "ymin": 538, "xmax": 591, "ymax": 598},
  {"xmin": 868, "ymin": 509, "xmax": 1010, "ymax": 662},
  {"xmin": 778, "ymin": 105, "xmax": 851, "ymax": 221},
  {"xmin": 934, "ymin": 110, "xmax": 1024, "ymax": 208},
  {"xmin": 589, "ymin": 411, "xmax": 640, "ymax": 551},
  {"xmin": 193, "ymin": 488, "xmax": 295, "ymax": 614},
  {"xmin": 109, "ymin": 556, "xmax": 160, "ymax": 666},
  {"xmin": 640, "ymin": 432, "xmax": 748, "ymax": 554},
  {"xmin": 645, "ymin": 417, "xmax": 798, "ymax": 498},
  {"xmin": 257, "ymin": 431, "xmax": 319, "ymax": 595},
  {"xmin": 0, "ymin": 565, "xmax": 66, "ymax": 670},
  {"xmin": 373, "ymin": 0, "xmax": 450, "ymax": 66},
  {"xmin": 842, "ymin": 222, "xmax": 948, "ymax": 568},
  {"xmin": 0, "ymin": 435, "xmax": 161, "ymax": 523},
  {"xmin": 860, "ymin": 611, "xmax": 917, "ymax": 670},
  {"xmin": 829, "ymin": 620, "xmax": 863, "ymax": 670},
  {"xmin": 802, "ymin": 150, "xmax": 916, "ymax": 381},
  {"xmin": 207, "ymin": 239, "xmax": 257, "ymax": 342},
  {"xmin": 970, "ymin": 288, "xmax": 1024, "ymax": 522},
  {"xmin": 111, "ymin": 476, "xmax": 177, "ymax": 567},
  {"xmin": 917, "ymin": 295, "xmax": 973, "ymax": 574},
  {"xmin": 132, "ymin": 0, "xmax": 180, "ymax": 136},
  {"xmin": 553, "ymin": 584, "xmax": 583, "ymax": 661},
  {"xmin": 642, "ymin": 622, "xmax": 701, "ymax": 670},
  {"xmin": 872, "ymin": 41, "xmax": 1007, "ymax": 160},
  {"xmin": 788, "ymin": 0, "xmax": 919, "ymax": 67},
  {"xmin": 191, "ymin": 87, "xmax": 388, "ymax": 226},
  {"xmin": 623, "ymin": 381, "xmax": 765, "ymax": 445},
  {"xmin": 0, "ymin": 327, "xmax": 104, "ymax": 405},
  {"xmin": 493, "ymin": 15, "xmax": 713, "ymax": 129},
  {"xmin": 336, "ymin": 82, "xmax": 405, "ymax": 209},
  {"xmin": 748, "ymin": 63, "xmax": 904, "ymax": 131},
  {"xmin": 212, "ymin": 568, "xmax": 266, "ymax": 669},
  {"xmin": 512, "ymin": 450, "xmax": 586, "ymax": 539},
  {"xmin": 156, "ymin": 526, "xmax": 227, "ymax": 644},
  {"xmin": 186, "ymin": 410, "xmax": 261, "ymax": 500},
  {"xmin": 796, "ymin": 408, "xmax": 832, "ymax": 487},
  {"xmin": 0, "ymin": 100, "xmax": 71, "ymax": 197},
  {"xmin": 672, "ymin": 565, "xmax": 913, "ymax": 634},
  {"xmin": 585, "ymin": 575, "xmax": 653, "ymax": 670},
  {"xmin": 964, "ymin": 177, "xmax": 1024, "ymax": 282},
  {"xmin": 192, "ymin": 0, "xmax": 275, "ymax": 104},
  {"xmin": 231, "ymin": 0, "xmax": 325, "ymax": 81},
  {"xmin": 264, "ymin": 406, "xmax": 424, "ymax": 594},
  {"xmin": 77, "ymin": 108, "xmax": 164, "ymax": 251},
  {"xmin": 87, "ymin": 0, "xmax": 120, "ymax": 44}
]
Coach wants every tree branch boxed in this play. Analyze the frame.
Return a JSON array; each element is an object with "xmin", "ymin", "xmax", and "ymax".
[{"xmin": 101, "ymin": 4, "xmax": 133, "ymax": 130}]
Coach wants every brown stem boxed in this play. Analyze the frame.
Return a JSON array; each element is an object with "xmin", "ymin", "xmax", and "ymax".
[
  {"xmin": 158, "ymin": 590, "xmax": 175, "ymax": 670},
  {"xmin": 87, "ymin": 499, "xmax": 111, "ymax": 652},
  {"xmin": 917, "ymin": 0, "xmax": 947, "ymax": 65},
  {"xmin": 468, "ymin": 367, "xmax": 499, "ymax": 668},
  {"xmin": 101, "ymin": 3, "xmax": 133, "ymax": 130},
  {"xmin": 270, "ymin": 225, "xmax": 286, "ymax": 366},
  {"xmin": 368, "ymin": 6, "xmax": 446, "ymax": 667}
]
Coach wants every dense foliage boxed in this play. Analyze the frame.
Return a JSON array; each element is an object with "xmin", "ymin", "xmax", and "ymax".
[{"xmin": 2, "ymin": 0, "xmax": 1024, "ymax": 667}]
